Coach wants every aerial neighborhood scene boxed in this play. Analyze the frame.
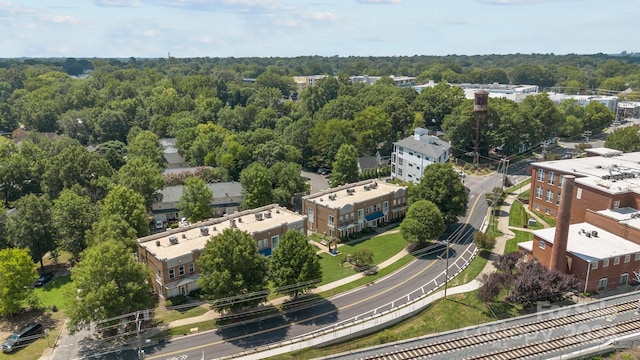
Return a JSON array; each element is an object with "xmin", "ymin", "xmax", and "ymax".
[{"xmin": 2, "ymin": 1, "xmax": 640, "ymax": 359}]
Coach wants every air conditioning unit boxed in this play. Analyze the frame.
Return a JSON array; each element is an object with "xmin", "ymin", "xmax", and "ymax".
[
  {"xmin": 255, "ymin": 213, "xmax": 263, "ymax": 221},
  {"xmin": 585, "ymin": 232, "xmax": 592, "ymax": 238},
  {"xmin": 364, "ymin": 185, "xmax": 370, "ymax": 191},
  {"xmin": 200, "ymin": 226, "xmax": 209, "ymax": 236},
  {"xmin": 264, "ymin": 211, "xmax": 272, "ymax": 218},
  {"xmin": 230, "ymin": 219, "xmax": 237, "ymax": 228},
  {"xmin": 169, "ymin": 236, "xmax": 179, "ymax": 245},
  {"xmin": 328, "ymin": 194, "xmax": 337, "ymax": 200},
  {"xmin": 591, "ymin": 230, "xmax": 598, "ymax": 237},
  {"xmin": 156, "ymin": 240, "xmax": 161, "ymax": 247},
  {"xmin": 371, "ymin": 182, "xmax": 378, "ymax": 189},
  {"xmin": 238, "ymin": 217, "xmax": 243, "ymax": 223}
]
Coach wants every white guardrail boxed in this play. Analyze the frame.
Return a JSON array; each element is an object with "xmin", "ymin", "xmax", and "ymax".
[{"xmin": 217, "ymin": 242, "xmax": 479, "ymax": 360}]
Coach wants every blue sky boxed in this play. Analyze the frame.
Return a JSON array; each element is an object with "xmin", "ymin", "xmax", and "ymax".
[{"xmin": 1, "ymin": 0, "xmax": 638, "ymax": 58}]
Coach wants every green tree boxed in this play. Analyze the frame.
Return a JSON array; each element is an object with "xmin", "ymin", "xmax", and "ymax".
[
  {"xmin": 409, "ymin": 163, "xmax": 469, "ymax": 225},
  {"xmin": 197, "ymin": 228, "xmax": 269, "ymax": 312},
  {"xmin": 178, "ymin": 177, "xmax": 213, "ymax": 222},
  {"xmin": 400, "ymin": 200, "xmax": 445, "ymax": 244},
  {"xmin": 101, "ymin": 185, "xmax": 149, "ymax": 237},
  {"xmin": 330, "ymin": 143, "xmax": 359, "ymax": 187},
  {"xmin": 0, "ymin": 205, "xmax": 7, "ymax": 249},
  {"xmin": 269, "ymin": 162, "xmax": 310, "ymax": 207},
  {"xmin": 0, "ymin": 248, "xmax": 38, "ymax": 317},
  {"xmin": 240, "ymin": 162, "xmax": 273, "ymax": 209},
  {"xmin": 353, "ymin": 106, "xmax": 392, "ymax": 155},
  {"xmin": 86, "ymin": 214, "xmax": 138, "ymax": 252},
  {"xmin": 116, "ymin": 156, "xmax": 164, "ymax": 209},
  {"xmin": 583, "ymin": 101, "xmax": 614, "ymax": 133},
  {"xmin": 7, "ymin": 194, "xmax": 56, "ymax": 270},
  {"xmin": 270, "ymin": 231, "xmax": 321, "ymax": 299},
  {"xmin": 52, "ymin": 189, "xmax": 98, "ymax": 263},
  {"xmin": 605, "ymin": 125, "xmax": 640, "ymax": 152},
  {"xmin": 67, "ymin": 240, "xmax": 153, "ymax": 332},
  {"xmin": 127, "ymin": 130, "xmax": 165, "ymax": 168},
  {"xmin": 473, "ymin": 231, "xmax": 496, "ymax": 251}
]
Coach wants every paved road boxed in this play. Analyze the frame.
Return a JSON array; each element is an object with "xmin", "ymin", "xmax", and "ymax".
[{"xmin": 50, "ymin": 172, "xmax": 500, "ymax": 360}]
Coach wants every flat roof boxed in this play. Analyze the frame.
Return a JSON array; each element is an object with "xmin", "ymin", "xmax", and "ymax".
[
  {"xmin": 303, "ymin": 180, "xmax": 406, "ymax": 210},
  {"xmin": 596, "ymin": 207, "xmax": 640, "ymax": 230},
  {"xmin": 139, "ymin": 204, "xmax": 306, "ymax": 260},
  {"xmin": 532, "ymin": 151, "xmax": 640, "ymax": 195},
  {"xmin": 533, "ymin": 222, "xmax": 640, "ymax": 262}
]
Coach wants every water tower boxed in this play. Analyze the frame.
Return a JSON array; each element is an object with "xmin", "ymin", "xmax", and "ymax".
[{"xmin": 472, "ymin": 90, "xmax": 489, "ymax": 166}]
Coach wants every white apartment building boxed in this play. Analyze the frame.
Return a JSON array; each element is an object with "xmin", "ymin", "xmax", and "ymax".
[{"xmin": 391, "ymin": 128, "xmax": 451, "ymax": 183}]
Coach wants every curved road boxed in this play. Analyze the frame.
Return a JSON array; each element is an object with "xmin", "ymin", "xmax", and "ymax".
[{"xmin": 89, "ymin": 173, "xmax": 502, "ymax": 360}]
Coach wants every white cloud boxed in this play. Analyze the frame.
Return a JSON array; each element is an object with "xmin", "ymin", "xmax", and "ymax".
[
  {"xmin": 306, "ymin": 12, "xmax": 340, "ymax": 21},
  {"xmin": 356, "ymin": 0, "xmax": 402, "ymax": 4},
  {"xmin": 95, "ymin": 0, "xmax": 142, "ymax": 7},
  {"xmin": 46, "ymin": 15, "xmax": 81, "ymax": 25}
]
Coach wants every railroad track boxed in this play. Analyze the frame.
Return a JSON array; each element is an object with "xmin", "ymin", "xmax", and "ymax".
[
  {"xmin": 468, "ymin": 317, "xmax": 640, "ymax": 360},
  {"xmin": 360, "ymin": 299, "xmax": 639, "ymax": 360}
]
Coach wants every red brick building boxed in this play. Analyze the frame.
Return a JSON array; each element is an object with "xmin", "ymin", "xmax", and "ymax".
[
  {"xmin": 522, "ymin": 150, "xmax": 640, "ymax": 293},
  {"xmin": 302, "ymin": 179, "xmax": 408, "ymax": 240}
]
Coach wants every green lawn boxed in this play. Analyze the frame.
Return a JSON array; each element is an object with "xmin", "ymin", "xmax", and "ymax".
[
  {"xmin": 504, "ymin": 230, "xmax": 534, "ymax": 253},
  {"xmin": 533, "ymin": 211, "xmax": 557, "ymax": 227},
  {"xmin": 35, "ymin": 275, "xmax": 74, "ymax": 312},
  {"xmin": 509, "ymin": 201, "xmax": 543, "ymax": 230},
  {"xmin": 318, "ymin": 231, "xmax": 407, "ymax": 286},
  {"xmin": 506, "ymin": 178, "xmax": 530, "ymax": 194}
]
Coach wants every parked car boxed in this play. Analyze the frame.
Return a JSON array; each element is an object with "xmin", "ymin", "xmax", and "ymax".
[
  {"xmin": 154, "ymin": 219, "xmax": 164, "ymax": 229},
  {"xmin": 317, "ymin": 167, "xmax": 329, "ymax": 175},
  {"xmin": 2, "ymin": 322, "xmax": 43, "ymax": 353},
  {"xmin": 34, "ymin": 272, "xmax": 54, "ymax": 287}
]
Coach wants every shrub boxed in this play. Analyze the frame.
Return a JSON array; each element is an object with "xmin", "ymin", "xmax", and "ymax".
[{"xmin": 166, "ymin": 295, "xmax": 188, "ymax": 307}]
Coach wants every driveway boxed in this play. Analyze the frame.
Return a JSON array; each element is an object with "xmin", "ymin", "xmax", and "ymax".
[{"xmin": 301, "ymin": 170, "xmax": 329, "ymax": 194}]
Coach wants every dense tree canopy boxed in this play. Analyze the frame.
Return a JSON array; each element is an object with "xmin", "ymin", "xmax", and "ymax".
[
  {"xmin": 178, "ymin": 177, "xmax": 213, "ymax": 222},
  {"xmin": 605, "ymin": 125, "xmax": 640, "ymax": 152}
]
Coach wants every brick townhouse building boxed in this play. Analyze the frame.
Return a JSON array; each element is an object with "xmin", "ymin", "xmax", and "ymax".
[
  {"xmin": 137, "ymin": 204, "xmax": 306, "ymax": 299},
  {"xmin": 302, "ymin": 179, "xmax": 408, "ymax": 240}
]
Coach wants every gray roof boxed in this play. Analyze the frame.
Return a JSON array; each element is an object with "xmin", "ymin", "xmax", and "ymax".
[
  {"xmin": 163, "ymin": 167, "xmax": 212, "ymax": 176},
  {"xmin": 163, "ymin": 151, "xmax": 186, "ymax": 165},
  {"xmin": 159, "ymin": 182, "xmax": 243, "ymax": 203},
  {"xmin": 394, "ymin": 134, "xmax": 451, "ymax": 159},
  {"xmin": 358, "ymin": 156, "xmax": 379, "ymax": 171}
]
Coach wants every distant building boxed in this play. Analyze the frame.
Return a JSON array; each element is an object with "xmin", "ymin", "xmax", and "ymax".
[
  {"xmin": 350, "ymin": 75, "xmax": 415, "ymax": 88},
  {"xmin": 390, "ymin": 128, "xmax": 451, "ymax": 183},
  {"xmin": 159, "ymin": 138, "xmax": 188, "ymax": 169},
  {"xmin": 138, "ymin": 204, "xmax": 307, "ymax": 298},
  {"xmin": 293, "ymin": 75, "xmax": 329, "ymax": 93},
  {"xmin": 451, "ymin": 83, "xmax": 539, "ymax": 103},
  {"xmin": 548, "ymin": 93, "xmax": 618, "ymax": 112},
  {"xmin": 302, "ymin": 179, "xmax": 408, "ymax": 240},
  {"xmin": 358, "ymin": 151, "xmax": 384, "ymax": 174},
  {"xmin": 152, "ymin": 182, "xmax": 244, "ymax": 223}
]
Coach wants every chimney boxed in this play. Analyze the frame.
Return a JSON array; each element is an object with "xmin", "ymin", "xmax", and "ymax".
[{"xmin": 549, "ymin": 175, "xmax": 575, "ymax": 272}]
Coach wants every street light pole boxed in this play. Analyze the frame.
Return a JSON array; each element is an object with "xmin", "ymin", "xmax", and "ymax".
[{"xmin": 136, "ymin": 312, "xmax": 144, "ymax": 360}]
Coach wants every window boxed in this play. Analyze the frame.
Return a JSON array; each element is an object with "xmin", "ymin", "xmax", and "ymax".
[
  {"xmin": 535, "ymin": 186, "xmax": 543, "ymax": 199},
  {"xmin": 408, "ymin": 163, "xmax": 413, "ymax": 167},
  {"xmin": 328, "ymin": 215, "xmax": 334, "ymax": 224},
  {"xmin": 398, "ymin": 146, "xmax": 404, "ymax": 155},
  {"xmin": 271, "ymin": 235, "xmax": 280, "ymax": 249},
  {"xmin": 546, "ymin": 189, "xmax": 553, "ymax": 202},
  {"xmin": 535, "ymin": 204, "xmax": 540, "ymax": 211},
  {"xmin": 179, "ymin": 266, "xmax": 185, "ymax": 277},
  {"xmin": 383, "ymin": 201, "xmax": 388, "ymax": 212},
  {"xmin": 545, "ymin": 208, "xmax": 550, "ymax": 215},
  {"xmin": 603, "ymin": 258, "xmax": 609, "ymax": 267},
  {"xmin": 399, "ymin": 158, "xmax": 404, "ymax": 165},
  {"xmin": 598, "ymin": 278, "xmax": 608, "ymax": 292},
  {"xmin": 613, "ymin": 200, "xmax": 620, "ymax": 209},
  {"xmin": 169, "ymin": 269, "xmax": 175, "ymax": 279},
  {"xmin": 576, "ymin": 188, "xmax": 582, "ymax": 200},
  {"xmin": 538, "ymin": 240, "xmax": 545, "ymax": 250},
  {"xmin": 537, "ymin": 169, "xmax": 545, "ymax": 182},
  {"xmin": 591, "ymin": 260, "xmax": 598, "ymax": 270},
  {"xmin": 189, "ymin": 263, "xmax": 195, "ymax": 273},
  {"xmin": 308, "ymin": 208, "xmax": 314, "ymax": 223},
  {"xmin": 258, "ymin": 239, "xmax": 268, "ymax": 249},
  {"xmin": 358, "ymin": 209, "xmax": 364, "ymax": 220},
  {"xmin": 548, "ymin": 172, "xmax": 556, "ymax": 185},
  {"xmin": 558, "ymin": 175, "xmax": 564, "ymax": 188},
  {"xmin": 636, "ymin": 253, "xmax": 640, "ymax": 261},
  {"xmin": 613, "ymin": 256, "xmax": 620, "ymax": 265},
  {"xmin": 620, "ymin": 273, "xmax": 629, "ymax": 285},
  {"xmin": 556, "ymin": 193, "xmax": 561, "ymax": 205},
  {"xmin": 398, "ymin": 168, "xmax": 403, "ymax": 176},
  {"xmin": 624, "ymin": 254, "xmax": 631, "ymax": 263}
]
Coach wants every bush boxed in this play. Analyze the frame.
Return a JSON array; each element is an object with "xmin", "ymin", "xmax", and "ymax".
[
  {"xmin": 166, "ymin": 295, "xmax": 189, "ymax": 307},
  {"xmin": 188, "ymin": 288, "xmax": 202, "ymax": 298}
]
